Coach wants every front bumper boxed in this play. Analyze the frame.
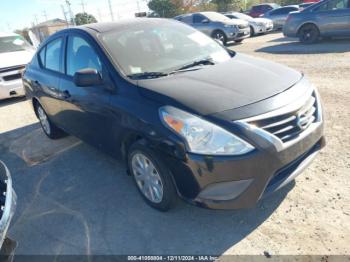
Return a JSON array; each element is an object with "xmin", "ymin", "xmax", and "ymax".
[
  {"xmin": 253, "ymin": 23, "xmax": 274, "ymax": 34},
  {"xmin": 0, "ymin": 80, "xmax": 25, "ymax": 100},
  {"xmin": 163, "ymin": 86, "xmax": 325, "ymax": 209},
  {"xmin": 226, "ymin": 28, "xmax": 250, "ymax": 41},
  {"xmin": 0, "ymin": 161, "xmax": 16, "ymax": 248}
]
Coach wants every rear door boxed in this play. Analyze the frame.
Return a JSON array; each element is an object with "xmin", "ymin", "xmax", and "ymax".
[
  {"xmin": 313, "ymin": 0, "xmax": 350, "ymax": 36},
  {"xmin": 58, "ymin": 33, "xmax": 115, "ymax": 150},
  {"xmin": 33, "ymin": 36, "xmax": 65, "ymax": 124}
]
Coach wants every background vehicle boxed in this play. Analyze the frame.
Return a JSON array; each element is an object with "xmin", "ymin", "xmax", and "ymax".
[
  {"xmin": 224, "ymin": 12, "xmax": 274, "ymax": 36},
  {"xmin": 0, "ymin": 32, "xmax": 35, "ymax": 100},
  {"xmin": 262, "ymin": 5, "xmax": 300, "ymax": 30},
  {"xmin": 0, "ymin": 161, "xmax": 16, "ymax": 256},
  {"xmin": 299, "ymin": 2, "xmax": 317, "ymax": 9},
  {"xmin": 247, "ymin": 3, "xmax": 281, "ymax": 18},
  {"xmin": 23, "ymin": 18, "xmax": 324, "ymax": 211},
  {"xmin": 284, "ymin": 0, "xmax": 350, "ymax": 43},
  {"xmin": 174, "ymin": 12, "xmax": 250, "ymax": 45}
]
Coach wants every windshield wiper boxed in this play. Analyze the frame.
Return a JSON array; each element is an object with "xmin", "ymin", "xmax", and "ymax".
[
  {"xmin": 127, "ymin": 72, "xmax": 168, "ymax": 80},
  {"xmin": 172, "ymin": 58, "xmax": 215, "ymax": 73}
]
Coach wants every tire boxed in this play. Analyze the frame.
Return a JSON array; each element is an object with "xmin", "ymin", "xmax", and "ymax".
[
  {"xmin": 235, "ymin": 39, "xmax": 243, "ymax": 43},
  {"xmin": 128, "ymin": 141, "xmax": 177, "ymax": 211},
  {"xmin": 212, "ymin": 30, "xmax": 227, "ymax": 46},
  {"xmin": 298, "ymin": 24, "xmax": 319, "ymax": 44},
  {"xmin": 35, "ymin": 103, "xmax": 66, "ymax": 139},
  {"xmin": 250, "ymin": 26, "xmax": 255, "ymax": 37}
]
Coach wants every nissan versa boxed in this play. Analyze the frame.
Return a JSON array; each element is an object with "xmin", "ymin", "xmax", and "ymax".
[{"xmin": 23, "ymin": 18, "xmax": 325, "ymax": 211}]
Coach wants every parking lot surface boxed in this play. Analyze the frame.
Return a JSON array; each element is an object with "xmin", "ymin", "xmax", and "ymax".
[{"xmin": 0, "ymin": 33, "xmax": 349, "ymax": 255}]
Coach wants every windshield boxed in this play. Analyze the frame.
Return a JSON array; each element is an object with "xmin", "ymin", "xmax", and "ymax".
[
  {"xmin": 231, "ymin": 12, "xmax": 253, "ymax": 21},
  {"xmin": 0, "ymin": 35, "xmax": 33, "ymax": 53},
  {"xmin": 100, "ymin": 21, "xmax": 231, "ymax": 77},
  {"xmin": 201, "ymin": 12, "xmax": 231, "ymax": 22}
]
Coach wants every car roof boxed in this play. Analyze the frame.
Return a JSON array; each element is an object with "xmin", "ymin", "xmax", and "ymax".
[
  {"xmin": 0, "ymin": 32, "xmax": 18, "ymax": 37},
  {"xmin": 73, "ymin": 18, "xmax": 175, "ymax": 34}
]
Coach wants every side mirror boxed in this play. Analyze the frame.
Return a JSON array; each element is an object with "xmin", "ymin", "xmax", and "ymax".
[
  {"xmin": 202, "ymin": 19, "xmax": 209, "ymax": 23},
  {"xmin": 73, "ymin": 68, "xmax": 103, "ymax": 87}
]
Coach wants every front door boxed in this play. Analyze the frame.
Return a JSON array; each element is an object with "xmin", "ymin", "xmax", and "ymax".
[{"xmin": 58, "ymin": 34, "xmax": 115, "ymax": 150}]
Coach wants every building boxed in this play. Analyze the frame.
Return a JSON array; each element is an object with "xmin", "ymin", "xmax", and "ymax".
[{"xmin": 31, "ymin": 18, "xmax": 69, "ymax": 42}]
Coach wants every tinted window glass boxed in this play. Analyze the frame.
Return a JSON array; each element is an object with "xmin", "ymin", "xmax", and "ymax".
[
  {"xmin": 66, "ymin": 36, "xmax": 102, "ymax": 76},
  {"xmin": 45, "ymin": 38, "xmax": 63, "ymax": 72},
  {"xmin": 316, "ymin": 0, "xmax": 349, "ymax": 10},
  {"xmin": 193, "ymin": 14, "xmax": 206, "ymax": 23}
]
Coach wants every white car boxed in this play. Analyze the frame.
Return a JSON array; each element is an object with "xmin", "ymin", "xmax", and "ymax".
[
  {"xmin": 224, "ymin": 12, "xmax": 274, "ymax": 36},
  {"xmin": 0, "ymin": 32, "xmax": 35, "ymax": 100}
]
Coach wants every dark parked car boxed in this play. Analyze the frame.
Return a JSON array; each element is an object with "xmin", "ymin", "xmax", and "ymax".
[
  {"xmin": 284, "ymin": 0, "xmax": 350, "ymax": 43},
  {"xmin": 262, "ymin": 5, "xmax": 300, "ymax": 30},
  {"xmin": 174, "ymin": 12, "xmax": 250, "ymax": 45},
  {"xmin": 23, "ymin": 18, "xmax": 325, "ymax": 211},
  {"xmin": 248, "ymin": 3, "xmax": 281, "ymax": 18}
]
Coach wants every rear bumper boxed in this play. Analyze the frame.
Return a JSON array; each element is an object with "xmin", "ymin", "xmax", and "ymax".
[
  {"xmin": 164, "ymin": 118, "xmax": 324, "ymax": 209},
  {"xmin": 0, "ymin": 161, "xmax": 16, "ymax": 248}
]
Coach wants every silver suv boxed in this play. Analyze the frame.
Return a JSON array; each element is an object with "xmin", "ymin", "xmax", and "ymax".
[
  {"xmin": 284, "ymin": 0, "xmax": 350, "ymax": 43},
  {"xmin": 174, "ymin": 12, "xmax": 250, "ymax": 45}
]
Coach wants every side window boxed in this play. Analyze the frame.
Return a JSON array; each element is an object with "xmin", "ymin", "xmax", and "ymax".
[
  {"xmin": 45, "ymin": 38, "xmax": 63, "ymax": 72},
  {"xmin": 66, "ymin": 36, "xmax": 102, "ymax": 76},
  {"xmin": 316, "ymin": 0, "xmax": 349, "ymax": 11},
  {"xmin": 193, "ymin": 14, "xmax": 206, "ymax": 23}
]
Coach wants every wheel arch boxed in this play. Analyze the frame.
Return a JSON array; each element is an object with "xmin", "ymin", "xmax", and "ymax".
[{"xmin": 297, "ymin": 22, "xmax": 320, "ymax": 36}]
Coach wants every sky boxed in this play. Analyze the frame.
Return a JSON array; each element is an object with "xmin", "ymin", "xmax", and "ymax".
[{"xmin": 0, "ymin": 0, "xmax": 150, "ymax": 32}]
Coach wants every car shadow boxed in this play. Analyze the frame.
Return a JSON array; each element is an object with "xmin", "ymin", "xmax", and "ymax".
[
  {"xmin": 1, "ymin": 123, "xmax": 293, "ymax": 256},
  {"xmin": 257, "ymin": 37, "xmax": 350, "ymax": 54},
  {"xmin": 0, "ymin": 97, "xmax": 27, "ymax": 109}
]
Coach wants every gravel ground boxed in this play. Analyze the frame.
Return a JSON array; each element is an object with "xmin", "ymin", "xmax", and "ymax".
[{"xmin": 0, "ymin": 32, "xmax": 349, "ymax": 256}]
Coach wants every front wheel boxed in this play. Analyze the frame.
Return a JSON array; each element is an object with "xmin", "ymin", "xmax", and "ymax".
[
  {"xmin": 250, "ymin": 26, "xmax": 255, "ymax": 37},
  {"xmin": 128, "ymin": 141, "xmax": 177, "ymax": 211},
  {"xmin": 212, "ymin": 30, "xmax": 227, "ymax": 46},
  {"xmin": 298, "ymin": 24, "xmax": 319, "ymax": 44}
]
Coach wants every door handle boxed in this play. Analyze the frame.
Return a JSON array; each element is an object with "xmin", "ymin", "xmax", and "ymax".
[{"xmin": 62, "ymin": 90, "xmax": 71, "ymax": 99}]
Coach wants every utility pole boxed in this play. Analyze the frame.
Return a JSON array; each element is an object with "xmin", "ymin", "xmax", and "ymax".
[
  {"xmin": 61, "ymin": 5, "xmax": 69, "ymax": 27},
  {"xmin": 107, "ymin": 0, "xmax": 114, "ymax": 21},
  {"xmin": 79, "ymin": 0, "xmax": 86, "ymax": 13},
  {"xmin": 33, "ymin": 14, "xmax": 39, "ymax": 25},
  {"xmin": 42, "ymin": 10, "xmax": 48, "ymax": 21},
  {"xmin": 65, "ymin": 0, "xmax": 76, "ymax": 26}
]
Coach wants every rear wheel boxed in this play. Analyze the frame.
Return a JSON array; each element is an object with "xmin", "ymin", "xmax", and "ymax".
[
  {"xmin": 128, "ymin": 141, "xmax": 177, "ymax": 211},
  {"xmin": 298, "ymin": 24, "xmax": 319, "ymax": 44},
  {"xmin": 212, "ymin": 30, "xmax": 227, "ymax": 45},
  {"xmin": 35, "ymin": 103, "xmax": 66, "ymax": 139}
]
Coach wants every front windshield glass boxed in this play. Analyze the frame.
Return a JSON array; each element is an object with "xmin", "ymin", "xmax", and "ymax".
[
  {"xmin": 100, "ymin": 21, "xmax": 232, "ymax": 77},
  {"xmin": 232, "ymin": 12, "xmax": 253, "ymax": 21},
  {"xmin": 0, "ymin": 35, "xmax": 33, "ymax": 53},
  {"xmin": 202, "ymin": 12, "xmax": 231, "ymax": 22}
]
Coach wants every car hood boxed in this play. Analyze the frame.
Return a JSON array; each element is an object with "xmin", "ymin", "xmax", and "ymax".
[
  {"xmin": 0, "ymin": 50, "xmax": 35, "ymax": 69},
  {"xmin": 253, "ymin": 18, "xmax": 272, "ymax": 24},
  {"xmin": 137, "ymin": 53, "xmax": 302, "ymax": 115}
]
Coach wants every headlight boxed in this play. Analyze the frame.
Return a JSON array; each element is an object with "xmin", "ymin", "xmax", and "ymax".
[{"xmin": 159, "ymin": 106, "xmax": 255, "ymax": 155}]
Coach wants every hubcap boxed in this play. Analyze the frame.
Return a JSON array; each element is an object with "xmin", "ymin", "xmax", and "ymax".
[
  {"xmin": 37, "ymin": 106, "xmax": 51, "ymax": 135},
  {"xmin": 214, "ymin": 33, "xmax": 224, "ymax": 43},
  {"xmin": 131, "ymin": 153, "xmax": 163, "ymax": 203}
]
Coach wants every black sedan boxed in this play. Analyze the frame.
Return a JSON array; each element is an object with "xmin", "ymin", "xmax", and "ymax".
[{"xmin": 23, "ymin": 18, "xmax": 325, "ymax": 211}]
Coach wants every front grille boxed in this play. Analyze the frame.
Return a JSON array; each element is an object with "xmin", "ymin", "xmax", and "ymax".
[
  {"xmin": 249, "ymin": 92, "xmax": 318, "ymax": 143},
  {"xmin": 3, "ymin": 73, "xmax": 22, "ymax": 81}
]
